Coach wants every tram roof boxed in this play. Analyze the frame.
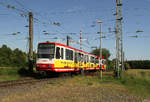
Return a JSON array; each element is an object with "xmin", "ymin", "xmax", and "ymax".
[{"xmin": 39, "ymin": 41, "xmax": 98, "ymax": 58}]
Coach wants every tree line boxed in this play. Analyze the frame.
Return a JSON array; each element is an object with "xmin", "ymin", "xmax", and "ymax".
[
  {"xmin": 127, "ymin": 60, "xmax": 150, "ymax": 69},
  {"xmin": 0, "ymin": 45, "xmax": 28, "ymax": 67}
]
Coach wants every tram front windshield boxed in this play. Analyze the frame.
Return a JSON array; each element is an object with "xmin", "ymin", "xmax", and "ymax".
[{"xmin": 38, "ymin": 43, "xmax": 55, "ymax": 59}]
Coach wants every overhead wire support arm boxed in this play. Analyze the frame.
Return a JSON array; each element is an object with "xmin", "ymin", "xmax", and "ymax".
[{"xmin": 117, "ymin": 3, "xmax": 122, "ymax": 6}]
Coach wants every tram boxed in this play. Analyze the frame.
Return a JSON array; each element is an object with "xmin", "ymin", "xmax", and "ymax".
[{"xmin": 36, "ymin": 41, "xmax": 106, "ymax": 74}]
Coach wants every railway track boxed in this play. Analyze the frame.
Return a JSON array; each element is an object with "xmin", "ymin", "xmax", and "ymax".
[
  {"xmin": 0, "ymin": 71, "xmax": 114, "ymax": 88},
  {"xmin": 0, "ymin": 77, "xmax": 64, "ymax": 88},
  {"xmin": 0, "ymin": 74, "xmax": 92, "ymax": 88}
]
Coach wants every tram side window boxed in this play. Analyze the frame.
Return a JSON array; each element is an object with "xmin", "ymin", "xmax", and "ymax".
[
  {"xmin": 86, "ymin": 55, "xmax": 89, "ymax": 63},
  {"xmin": 70, "ymin": 50, "xmax": 73, "ymax": 60},
  {"xmin": 83, "ymin": 55, "xmax": 86, "ymax": 63},
  {"xmin": 61, "ymin": 48, "xmax": 64, "ymax": 59},
  {"xmin": 90, "ymin": 56, "xmax": 92, "ymax": 63},
  {"xmin": 66, "ymin": 49, "xmax": 73, "ymax": 60},
  {"xmin": 93, "ymin": 57, "xmax": 95, "ymax": 63},
  {"xmin": 94, "ymin": 57, "xmax": 96, "ymax": 64},
  {"xmin": 75, "ymin": 52, "xmax": 78, "ymax": 63},
  {"xmin": 56, "ymin": 47, "xmax": 60, "ymax": 59},
  {"xmin": 78, "ymin": 53, "xmax": 81, "ymax": 62},
  {"xmin": 81, "ymin": 54, "xmax": 84, "ymax": 62},
  {"xmin": 78, "ymin": 53, "xmax": 84, "ymax": 62},
  {"xmin": 90, "ymin": 56, "xmax": 94, "ymax": 63}
]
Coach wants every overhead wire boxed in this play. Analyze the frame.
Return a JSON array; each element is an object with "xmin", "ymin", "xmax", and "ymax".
[
  {"xmin": 0, "ymin": 0, "xmax": 123, "ymax": 52},
  {"xmin": 0, "ymin": 0, "xmax": 70, "ymax": 46}
]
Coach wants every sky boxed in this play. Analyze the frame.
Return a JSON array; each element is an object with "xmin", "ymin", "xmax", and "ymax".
[{"xmin": 0, "ymin": 0, "xmax": 150, "ymax": 60}]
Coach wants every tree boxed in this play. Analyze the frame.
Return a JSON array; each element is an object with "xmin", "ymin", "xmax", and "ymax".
[
  {"xmin": 0, "ymin": 44, "xmax": 28, "ymax": 67},
  {"xmin": 91, "ymin": 48, "xmax": 111, "ymax": 59},
  {"xmin": 12, "ymin": 48, "xmax": 27, "ymax": 67},
  {"xmin": 0, "ymin": 45, "xmax": 13, "ymax": 66}
]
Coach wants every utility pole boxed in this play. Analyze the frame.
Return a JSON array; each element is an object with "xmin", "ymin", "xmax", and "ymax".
[
  {"xmin": 97, "ymin": 20, "xmax": 103, "ymax": 79},
  {"xmin": 79, "ymin": 30, "xmax": 84, "ymax": 75},
  {"xmin": 115, "ymin": 0, "xmax": 124, "ymax": 78},
  {"xmin": 66, "ymin": 35, "xmax": 70, "ymax": 46},
  {"xmin": 28, "ymin": 12, "xmax": 33, "ymax": 73},
  {"xmin": 80, "ymin": 30, "xmax": 82, "ymax": 50}
]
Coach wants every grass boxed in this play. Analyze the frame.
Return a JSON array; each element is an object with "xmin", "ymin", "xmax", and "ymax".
[
  {"xmin": 0, "ymin": 67, "xmax": 36, "ymax": 81},
  {"xmin": 0, "ymin": 67, "xmax": 20, "ymax": 81},
  {"xmin": 68, "ymin": 70, "xmax": 150, "ymax": 99},
  {"xmin": 118, "ymin": 69, "xmax": 150, "ymax": 98},
  {"xmin": 120, "ymin": 77, "xmax": 150, "ymax": 96},
  {"xmin": 98, "ymin": 70, "xmax": 150, "ymax": 98}
]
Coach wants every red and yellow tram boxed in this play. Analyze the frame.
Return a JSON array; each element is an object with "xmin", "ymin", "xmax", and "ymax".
[{"xmin": 36, "ymin": 41, "xmax": 106, "ymax": 74}]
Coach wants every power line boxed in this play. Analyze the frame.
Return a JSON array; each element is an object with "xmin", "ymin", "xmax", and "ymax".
[{"xmin": 0, "ymin": 1, "xmax": 67, "ymax": 34}]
